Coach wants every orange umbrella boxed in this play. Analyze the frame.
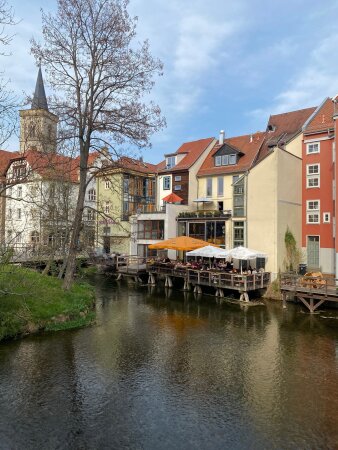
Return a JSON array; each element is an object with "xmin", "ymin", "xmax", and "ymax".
[
  {"xmin": 162, "ymin": 192, "xmax": 183, "ymax": 203},
  {"xmin": 148, "ymin": 235, "xmax": 219, "ymax": 251}
]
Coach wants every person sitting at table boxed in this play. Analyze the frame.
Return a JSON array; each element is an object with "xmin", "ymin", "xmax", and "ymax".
[
  {"xmin": 163, "ymin": 256, "xmax": 171, "ymax": 263},
  {"xmin": 248, "ymin": 265, "xmax": 253, "ymax": 274},
  {"xmin": 225, "ymin": 261, "xmax": 232, "ymax": 272}
]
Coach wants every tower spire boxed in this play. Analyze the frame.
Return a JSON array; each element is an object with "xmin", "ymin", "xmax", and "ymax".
[{"xmin": 31, "ymin": 66, "xmax": 48, "ymax": 111}]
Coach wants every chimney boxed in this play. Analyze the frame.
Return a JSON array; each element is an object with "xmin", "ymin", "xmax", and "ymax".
[{"xmin": 219, "ymin": 130, "xmax": 225, "ymax": 145}]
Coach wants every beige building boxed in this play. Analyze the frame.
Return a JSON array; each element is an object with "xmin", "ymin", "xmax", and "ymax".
[{"xmin": 95, "ymin": 157, "xmax": 158, "ymax": 254}]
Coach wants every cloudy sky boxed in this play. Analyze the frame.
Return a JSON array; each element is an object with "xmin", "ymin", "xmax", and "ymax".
[{"xmin": 2, "ymin": 0, "xmax": 338, "ymax": 163}]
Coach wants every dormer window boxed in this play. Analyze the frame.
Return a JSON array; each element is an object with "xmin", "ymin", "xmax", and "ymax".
[
  {"xmin": 166, "ymin": 156, "xmax": 176, "ymax": 169},
  {"xmin": 215, "ymin": 154, "xmax": 237, "ymax": 167}
]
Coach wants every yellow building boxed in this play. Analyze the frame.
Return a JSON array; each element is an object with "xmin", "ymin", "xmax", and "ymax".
[
  {"xmin": 95, "ymin": 157, "xmax": 158, "ymax": 254},
  {"xmin": 191, "ymin": 108, "xmax": 316, "ymax": 274}
]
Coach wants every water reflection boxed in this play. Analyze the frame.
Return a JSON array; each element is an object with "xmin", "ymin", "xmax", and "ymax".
[{"xmin": 0, "ymin": 277, "xmax": 337, "ymax": 449}]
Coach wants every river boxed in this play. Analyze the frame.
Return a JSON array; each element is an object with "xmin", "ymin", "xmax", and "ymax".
[{"xmin": 1, "ymin": 276, "xmax": 338, "ymax": 449}]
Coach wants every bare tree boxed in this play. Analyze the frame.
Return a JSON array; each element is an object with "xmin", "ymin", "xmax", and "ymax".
[
  {"xmin": 31, "ymin": 0, "xmax": 165, "ymax": 289},
  {"xmin": 0, "ymin": 0, "xmax": 17, "ymax": 146}
]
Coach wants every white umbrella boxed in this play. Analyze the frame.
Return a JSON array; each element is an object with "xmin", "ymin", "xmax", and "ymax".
[
  {"xmin": 186, "ymin": 245, "xmax": 229, "ymax": 258},
  {"xmin": 227, "ymin": 246, "xmax": 267, "ymax": 260},
  {"xmin": 227, "ymin": 246, "xmax": 267, "ymax": 273}
]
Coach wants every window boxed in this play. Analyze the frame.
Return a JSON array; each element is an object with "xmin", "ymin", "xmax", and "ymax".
[
  {"xmin": 166, "ymin": 156, "xmax": 176, "ymax": 169},
  {"xmin": 229, "ymin": 154, "xmax": 236, "ymax": 165},
  {"xmin": 17, "ymin": 186, "xmax": 22, "ymax": 198},
  {"xmin": 306, "ymin": 164, "xmax": 320, "ymax": 188},
  {"xmin": 233, "ymin": 177, "xmax": 245, "ymax": 217},
  {"xmin": 306, "ymin": 142, "xmax": 320, "ymax": 154},
  {"xmin": 105, "ymin": 180, "xmax": 110, "ymax": 189},
  {"xmin": 323, "ymin": 212, "xmax": 330, "ymax": 223},
  {"xmin": 87, "ymin": 209, "xmax": 94, "ymax": 221},
  {"xmin": 306, "ymin": 200, "xmax": 320, "ymax": 224},
  {"xmin": 138, "ymin": 220, "xmax": 164, "ymax": 239},
  {"xmin": 88, "ymin": 189, "xmax": 96, "ymax": 201},
  {"xmin": 17, "ymin": 208, "xmax": 21, "ymax": 220},
  {"xmin": 206, "ymin": 178, "xmax": 212, "ymax": 197},
  {"xmin": 31, "ymin": 231, "xmax": 40, "ymax": 243},
  {"xmin": 217, "ymin": 177, "xmax": 224, "ymax": 196},
  {"xmin": 103, "ymin": 227, "xmax": 111, "ymax": 235},
  {"xmin": 174, "ymin": 185, "xmax": 181, "ymax": 191},
  {"xmin": 215, "ymin": 154, "xmax": 237, "ymax": 166},
  {"xmin": 13, "ymin": 165, "xmax": 26, "ymax": 180},
  {"xmin": 104, "ymin": 202, "xmax": 110, "ymax": 214},
  {"xmin": 174, "ymin": 176, "xmax": 181, "ymax": 182},
  {"xmin": 7, "ymin": 186, "xmax": 12, "ymax": 197},
  {"xmin": 233, "ymin": 175, "xmax": 240, "ymax": 184},
  {"xmin": 163, "ymin": 176, "xmax": 171, "ymax": 190},
  {"xmin": 221, "ymin": 155, "xmax": 228, "ymax": 165},
  {"xmin": 307, "ymin": 177, "xmax": 320, "ymax": 188},
  {"xmin": 307, "ymin": 164, "xmax": 319, "ymax": 175},
  {"xmin": 233, "ymin": 221, "xmax": 245, "ymax": 247}
]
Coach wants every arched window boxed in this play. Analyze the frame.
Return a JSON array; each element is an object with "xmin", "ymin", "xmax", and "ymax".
[
  {"xmin": 88, "ymin": 189, "xmax": 96, "ymax": 201},
  {"xmin": 31, "ymin": 231, "xmax": 40, "ymax": 243}
]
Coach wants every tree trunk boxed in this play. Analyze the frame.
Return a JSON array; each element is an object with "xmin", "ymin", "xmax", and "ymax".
[{"xmin": 63, "ymin": 151, "xmax": 88, "ymax": 290}]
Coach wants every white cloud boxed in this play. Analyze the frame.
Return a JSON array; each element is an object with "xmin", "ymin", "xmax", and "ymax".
[{"xmin": 249, "ymin": 32, "xmax": 338, "ymax": 117}]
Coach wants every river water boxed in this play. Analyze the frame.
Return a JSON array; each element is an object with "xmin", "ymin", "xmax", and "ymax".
[{"xmin": 1, "ymin": 277, "xmax": 338, "ymax": 450}]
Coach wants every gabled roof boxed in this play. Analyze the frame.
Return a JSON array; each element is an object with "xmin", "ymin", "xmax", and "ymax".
[
  {"xmin": 197, "ymin": 132, "xmax": 266, "ymax": 177},
  {"xmin": 6, "ymin": 149, "xmax": 79, "ymax": 183},
  {"xmin": 255, "ymin": 106, "xmax": 316, "ymax": 163},
  {"xmin": 158, "ymin": 137, "xmax": 215, "ymax": 173},
  {"xmin": 303, "ymin": 98, "xmax": 334, "ymax": 134},
  {"xmin": 116, "ymin": 156, "xmax": 158, "ymax": 174},
  {"xmin": 0, "ymin": 150, "xmax": 20, "ymax": 177}
]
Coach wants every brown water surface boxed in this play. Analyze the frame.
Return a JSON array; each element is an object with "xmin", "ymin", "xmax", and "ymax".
[{"xmin": 0, "ymin": 277, "xmax": 338, "ymax": 449}]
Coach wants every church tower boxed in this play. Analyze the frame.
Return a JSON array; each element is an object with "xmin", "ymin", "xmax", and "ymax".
[{"xmin": 19, "ymin": 67, "xmax": 59, "ymax": 154}]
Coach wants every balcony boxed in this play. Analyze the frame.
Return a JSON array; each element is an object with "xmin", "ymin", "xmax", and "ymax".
[{"xmin": 177, "ymin": 210, "xmax": 232, "ymax": 220}]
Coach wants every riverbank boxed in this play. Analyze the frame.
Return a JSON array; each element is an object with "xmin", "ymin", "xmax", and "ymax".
[{"xmin": 0, "ymin": 266, "xmax": 95, "ymax": 342}]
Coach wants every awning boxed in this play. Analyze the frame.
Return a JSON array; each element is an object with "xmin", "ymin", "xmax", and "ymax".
[
  {"xmin": 193, "ymin": 197, "xmax": 213, "ymax": 203},
  {"xmin": 149, "ymin": 236, "xmax": 219, "ymax": 251},
  {"xmin": 162, "ymin": 192, "xmax": 183, "ymax": 203}
]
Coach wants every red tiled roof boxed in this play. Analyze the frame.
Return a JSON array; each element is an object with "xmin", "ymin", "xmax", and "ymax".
[
  {"xmin": 0, "ymin": 150, "xmax": 20, "ymax": 176},
  {"xmin": 158, "ymin": 137, "xmax": 215, "ymax": 173},
  {"xmin": 116, "ymin": 156, "xmax": 158, "ymax": 174},
  {"xmin": 6, "ymin": 149, "xmax": 79, "ymax": 183},
  {"xmin": 197, "ymin": 132, "xmax": 266, "ymax": 177},
  {"xmin": 256, "ymin": 106, "xmax": 316, "ymax": 163},
  {"xmin": 303, "ymin": 98, "xmax": 334, "ymax": 134}
]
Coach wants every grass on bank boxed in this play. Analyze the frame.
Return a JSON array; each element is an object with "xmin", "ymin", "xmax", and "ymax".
[{"xmin": 0, "ymin": 265, "xmax": 95, "ymax": 342}]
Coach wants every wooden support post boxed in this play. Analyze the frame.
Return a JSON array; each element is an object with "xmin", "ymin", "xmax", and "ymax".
[
  {"xmin": 219, "ymin": 288, "xmax": 224, "ymax": 298},
  {"xmin": 183, "ymin": 280, "xmax": 191, "ymax": 291},
  {"xmin": 240, "ymin": 292, "xmax": 249, "ymax": 302},
  {"xmin": 282, "ymin": 292, "xmax": 287, "ymax": 309},
  {"xmin": 148, "ymin": 273, "xmax": 156, "ymax": 285},
  {"xmin": 116, "ymin": 273, "xmax": 122, "ymax": 281},
  {"xmin": 194, "ymin": 285, "xmax": 202, "ymax": 294},
  {"xmin": 165, "ymin": 275, "xmax": 173, "ymax": 288}
]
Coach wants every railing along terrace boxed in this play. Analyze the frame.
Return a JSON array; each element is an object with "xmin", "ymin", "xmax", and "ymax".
[
  {"xmin": 147, "ymin": 262, "xmax": 270, "ymax": 291},
  {"xmin": 177, "ymin": 210, "xmax": 232, "ymax": 219},
  {"xmin": 280, "ymin": 273, "xmax": 337, "ymax": 296}
]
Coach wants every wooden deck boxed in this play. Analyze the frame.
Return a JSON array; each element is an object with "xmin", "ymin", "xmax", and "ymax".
[
  {"xmin": 280, "ymin": 273, "xmax": 338, "ymax": 313},
  {"xmin": 147, "ymin": 262, "xmax": 271, "ymax": 301}
]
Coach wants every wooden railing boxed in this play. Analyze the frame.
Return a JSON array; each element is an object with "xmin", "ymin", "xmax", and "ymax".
[
  {"xmin": 280, "ymin": 273, "xmax": 337, "ymax": 297},
  {"xmin": 147, "ymin": 263, "xmax": 271, "ymax": 292}
]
